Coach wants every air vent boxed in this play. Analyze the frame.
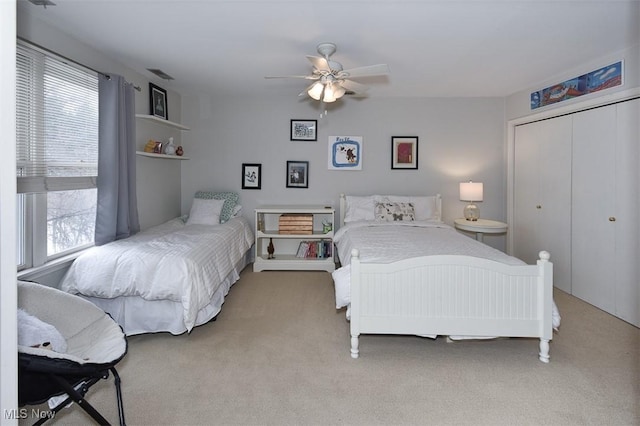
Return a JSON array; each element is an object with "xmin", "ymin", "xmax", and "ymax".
[
  {"xmin": 27, "ymin": 0, "xmax": 56, "ymax": 6},
  {"xmin": 147, "ymin": 69, "xmax": 175, "ymax": 81}
]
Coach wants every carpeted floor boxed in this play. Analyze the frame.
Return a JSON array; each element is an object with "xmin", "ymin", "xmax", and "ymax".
[{"xmin": 20, "ymin": 267, "xmax": 640, "ymax": 425}]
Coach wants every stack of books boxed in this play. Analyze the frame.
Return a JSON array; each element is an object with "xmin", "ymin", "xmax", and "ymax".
[{"xmin": 296, "ymin": 240, "xmax": 332, "ymax": 259}]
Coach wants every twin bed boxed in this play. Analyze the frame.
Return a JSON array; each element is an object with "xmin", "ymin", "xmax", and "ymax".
[
  {"xmin": 332, "ymin": 194, "xmax": 560, "ymax": 362},
  {"xmin": 60, "ymin": 192, "xmax": 254, "ymax": 336}
]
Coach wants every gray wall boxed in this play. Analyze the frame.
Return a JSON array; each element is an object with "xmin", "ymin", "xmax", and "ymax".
[{"xmin": 180, "ymin": 95, "xmax": 509, "ymax": 250}]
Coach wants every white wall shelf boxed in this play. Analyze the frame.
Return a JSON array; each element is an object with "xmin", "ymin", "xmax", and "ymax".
[
  {"xmin": 136, "ymin": 151, "xmax": 190, "ymax": 160},
  {"xmin": 135, "ymin": 114, "xmax": 190, "ymax": 131}
]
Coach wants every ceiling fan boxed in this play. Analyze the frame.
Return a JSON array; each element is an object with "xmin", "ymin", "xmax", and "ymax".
[{"xmin": 265, "ymin": 42, "xmax": 390, "ymax": 103}]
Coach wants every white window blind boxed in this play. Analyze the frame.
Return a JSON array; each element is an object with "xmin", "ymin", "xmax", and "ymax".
[{"xmin": 16, "ymin": 42, "xmax": 99, "ymax": 194}]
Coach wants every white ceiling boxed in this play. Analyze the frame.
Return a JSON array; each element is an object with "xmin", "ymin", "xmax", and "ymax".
[{"xmin": 18, "ymin": 0, "xmax": 640, "ymax": 100}]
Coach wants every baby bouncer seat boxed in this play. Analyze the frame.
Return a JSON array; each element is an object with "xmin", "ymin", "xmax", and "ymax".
[{"xmin": 18, "ymin": 281, "xmax": 127, "ymax": 425}]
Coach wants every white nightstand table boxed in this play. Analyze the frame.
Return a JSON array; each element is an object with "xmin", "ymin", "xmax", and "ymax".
[{"xmin": 454, "ymin": 218, "xmax": 508, "ymax": 242}]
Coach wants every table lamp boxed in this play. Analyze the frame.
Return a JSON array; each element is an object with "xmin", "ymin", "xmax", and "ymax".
[{"xmin": 460, "ymin": 181, "xmax": 483, "ymax": 221}]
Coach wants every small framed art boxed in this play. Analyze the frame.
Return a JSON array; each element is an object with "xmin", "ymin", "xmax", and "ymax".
[
  {"xmin": 149, "ymin": 83, "xmax": 168, "ymax": 120},
  {"xmin": 290, "ymin": 120, "xmax": 317, "ymax": 141},
  {"xmin": 391, "ymin": 136, "xmax": 418, "ymax": 169},
  {"xmin": 328, "ymin": 136, "xmax": 363, "ymax": 170},
  {"xmin": 286, "ymin": 161, "xmax": 309, "ymax": 188},
  {"xmin": 242, "ymin": 163, "xmax": 261, "ymax": 190}
]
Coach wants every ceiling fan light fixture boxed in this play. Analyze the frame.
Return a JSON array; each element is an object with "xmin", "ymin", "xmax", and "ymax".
[
  {"xmin": 266, "ymin": 42, "xmax": 389, "ymax": 104},
  {"xmin": 333, "ymin": 84, "xmax": 346, "ymax": 99},
  {"xmin": 308, "ymin": 82, "xmax": 324, "ymax": 100},
  {"xmin": 323, "ymin": 82, "xmax": 347, "ymax": 103},
  {"xmin": 323, "ymin": 84, "xmax": 337, "ymax": 103}
]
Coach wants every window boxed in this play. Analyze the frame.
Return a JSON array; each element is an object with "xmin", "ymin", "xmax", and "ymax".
[{"xmin": 16, "ymin": 41, "xmax": 99, "ymax": 270}]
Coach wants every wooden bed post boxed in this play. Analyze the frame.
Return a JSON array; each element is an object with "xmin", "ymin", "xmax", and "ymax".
[
  {"xmin": 537, "ymin": 250, "xmax": 553, "ymax": 363},
  {"xmin": 350, "ymin": 248, "xmax": 361, "ymax": 359}
]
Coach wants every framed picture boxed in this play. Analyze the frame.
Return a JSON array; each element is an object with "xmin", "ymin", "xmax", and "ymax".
[
  {"xmin": 149, "ymin": 83, "xmax": 168, "ymax": 120},
  {"xmin": 290, "ymin": 119, "xmax": 317, "ymax": 141},
  {"xmin": 391, "ymin": 136, "xmax": 418, "ymax": 169},
  {"xmin": 286, "ymin": 161, "xmax": 309, "ymax": 188},
  {"xmin": 328, "ymin": 136, "xmax": 363, "ymax": 170},
  {"xmin": 242, "ymin": 163, "xmax": 261, "ymax": 190}
]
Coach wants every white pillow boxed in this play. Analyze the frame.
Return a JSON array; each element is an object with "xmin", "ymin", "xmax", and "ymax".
[
  {"xmin": 186, "ymin": 198, "xmax": 225, "ymax": 225},
  {"xmin": 379, "ymin": 195, "xmax": 439, "ymax": 221},
  {"xmin": 344, "ymin": 195, "xmax": 376, "ymax": 223}
]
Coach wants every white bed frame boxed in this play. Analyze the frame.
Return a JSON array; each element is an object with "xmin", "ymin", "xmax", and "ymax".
[{"xmin": 339, "ymin": 194, "xmax": 554, "ymax": 363}]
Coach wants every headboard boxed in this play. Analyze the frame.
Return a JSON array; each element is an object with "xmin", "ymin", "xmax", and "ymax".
[{"xmin": 339, "ymin": 194, "xmax": 442, "ymax": 227}]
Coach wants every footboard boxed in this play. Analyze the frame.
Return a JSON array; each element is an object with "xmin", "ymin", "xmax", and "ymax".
[{"xmin": 349, "ymin": 249, "xmax": 553, "ymax": 362}]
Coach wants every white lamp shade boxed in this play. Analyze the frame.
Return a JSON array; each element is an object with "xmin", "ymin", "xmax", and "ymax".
[
  {"xmin": 307, "ymin": 82, "xmax": 324, "ymax": 100},
  {"xmin": 333, "ymin": 84, "xmax": 346, "ymax": 98},
  {"xmin": 323, "ymin": 84, "xmax": 337, "ymax": 102},
  {"xmin": 460, "ymin": 181, "xmax": 483, "ymax": 202}
]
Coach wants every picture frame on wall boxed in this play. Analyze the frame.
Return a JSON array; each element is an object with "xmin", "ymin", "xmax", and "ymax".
[
  {"xmin": 391, "ymin": 136, "xmax": 418, "ymax": 169},
  {"xmin": 327, "ymin": 136, "xmax": 363, "ymax": 170},
  {"xmin": 286, "ymin": 161, "xmax": 309, "ymax": 188},
  {"xmin": 242, "ymin": 163, "xmax": 262, "ymax": 190},
  {"xmin": 290, "ymin": 119, "xmax": 317, "ymax": 141},
  {"xmin": 149, "ymin": 83, "xmax": 168, "ymax": 120}
]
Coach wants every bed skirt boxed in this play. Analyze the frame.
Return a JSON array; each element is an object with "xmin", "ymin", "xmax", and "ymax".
[{"xmin": 79, "ymin": 251, "xmax": 252, "ymax": 336}]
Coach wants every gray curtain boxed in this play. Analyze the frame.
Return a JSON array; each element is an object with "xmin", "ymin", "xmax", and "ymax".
[{"xmin": 95, "ymin": 74, "xmax": 140, "ymax": 245}]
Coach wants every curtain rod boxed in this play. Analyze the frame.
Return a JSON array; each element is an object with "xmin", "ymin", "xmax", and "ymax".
[{"xmin": 17, "ymin": 36, "xmax": 142, "ymax": 92}]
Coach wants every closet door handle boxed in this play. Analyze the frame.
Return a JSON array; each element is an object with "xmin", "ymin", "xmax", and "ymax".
[{"xmin": 609, "ymin": 217, "xmax": 616, "ymax": 222}]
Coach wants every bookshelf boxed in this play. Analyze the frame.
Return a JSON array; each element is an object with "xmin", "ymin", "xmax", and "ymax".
[{"xmin": 253, "ymin": 205, "xmax": 335, "ymax": 272}]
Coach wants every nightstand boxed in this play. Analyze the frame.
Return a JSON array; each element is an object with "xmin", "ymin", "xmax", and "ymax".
[{"xmin": 454, "ymin": 218, "xmax": 508, "ymax": 242}]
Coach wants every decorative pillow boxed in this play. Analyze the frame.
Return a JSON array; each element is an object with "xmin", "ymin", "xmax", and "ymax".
[
  {"xmin": 194, "ymin": 191, "xmax": 239, "ymax": 223},
  {"xmin": 231, "ymin": 204, "xmax": 243, "ymax": 217},
  {"xmin": 380, "ymin": 195, "xmax": 439, "ymax": 221},
  {"xmin": 374, "ymin": 202, "xmax": 416, "ymax": 222},
  {"xmin": 187, "ymin": 198, "xmax": 225, "ymax": 226},
  {"xmin": 344, "ymin": 195, "xmax": 376, "ymax": 223}
]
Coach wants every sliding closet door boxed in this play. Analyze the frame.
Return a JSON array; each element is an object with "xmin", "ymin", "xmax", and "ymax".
[
  {"xmin": 513, "ymin": 116, "xmax": 572, "ymax": 293},
  {"xmin": 571, "ymin": 98, "xmax": 639, "ymax": 326},
  {"xmin": 613, "ymin": 99, "xmax": 639, "ymax": 326},
  {"xmin": 571, "ymin": 104, "xmax": 617, "ymax": 313}
]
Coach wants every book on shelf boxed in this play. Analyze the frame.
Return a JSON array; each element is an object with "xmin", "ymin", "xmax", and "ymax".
[{"xmin": 296, "ymin": 240, "xmax": 332, "ymax": 259}]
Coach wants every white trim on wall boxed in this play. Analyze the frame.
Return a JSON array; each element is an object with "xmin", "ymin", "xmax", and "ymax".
[{"xmin": 1, "ymin": 1, "xmax": 18, "ymax": 421}]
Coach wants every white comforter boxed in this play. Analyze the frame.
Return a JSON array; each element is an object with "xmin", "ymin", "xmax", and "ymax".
[
  {"xmin": 331, "ymin": 220, "xmax": 561, "ymax": 328},
  {"xmin": 60, "ymin": 216, "xmax": 254, "ymax": 332}
]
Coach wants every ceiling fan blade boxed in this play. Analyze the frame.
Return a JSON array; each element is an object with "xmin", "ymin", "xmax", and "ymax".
[
  {"xmin": 264, "ymin": 75, "xmax": 319, "ymax": 80},
  {"xmin": 306, "ymin": 55, "xmax": 331, "ymax": 72},
  {"xmin": 339, "ymin": 64, "xmax": 390, "ymax": 78},
  {"xmin": 339, "ymin": 79, "xmax": 369, "ymax": 94}
]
